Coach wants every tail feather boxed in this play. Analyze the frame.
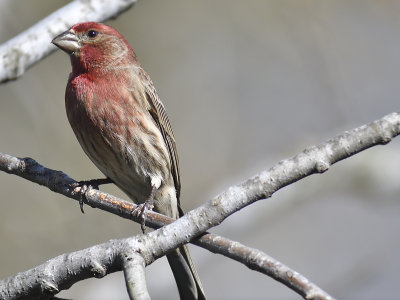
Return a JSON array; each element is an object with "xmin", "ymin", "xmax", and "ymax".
[
  {"xmin": 166, "ymin": 205, "xmax": 205, "ymax": 299},
  {"xmin": 181, "ymin": 244, "xmax": 206, "ymax": 300},
  {"xmin": 167, "ymin": 245, "xmax": 206, "ymax": 300}
]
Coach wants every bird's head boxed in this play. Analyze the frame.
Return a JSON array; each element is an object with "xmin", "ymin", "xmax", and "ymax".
[{"xmin": 52, "ymin": 22, "xmax": 136, "ymax": 73}]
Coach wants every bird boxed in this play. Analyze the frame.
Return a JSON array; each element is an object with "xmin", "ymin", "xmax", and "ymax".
[{"xmin": 52, "ymin": 22, "xmax": 206, "ymax": 300}]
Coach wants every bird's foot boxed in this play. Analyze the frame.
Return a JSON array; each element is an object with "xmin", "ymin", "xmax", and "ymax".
[
  {"xmin": 132, "ymin": 186, "xmax": 157, "ymax": 233},
  {"xmin": 132, "ymin": 201, "xmax": 154, "ymax": 233}
]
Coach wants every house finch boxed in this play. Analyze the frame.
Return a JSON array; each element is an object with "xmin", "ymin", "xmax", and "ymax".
[{"xmin": 52, "ymin": 22, "xmax": 205, "ymax": 300}]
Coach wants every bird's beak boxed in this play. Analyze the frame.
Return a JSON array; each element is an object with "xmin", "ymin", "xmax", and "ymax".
[{"xmin": 52, "ymin": 30, "xmax": 80, "ymax": 54}]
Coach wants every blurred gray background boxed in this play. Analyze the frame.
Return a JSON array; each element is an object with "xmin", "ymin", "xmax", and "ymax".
[{"xmin": 1, "ymin": 1, "xmax": 400, "ymax": 299}]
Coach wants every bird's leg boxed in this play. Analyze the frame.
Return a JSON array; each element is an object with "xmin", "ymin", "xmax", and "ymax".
[
  {"xmin": 132, "ymin": 185, "xmax": 157, "ymax": 233},
  {"xmin": 72, "ymin": 178, "xmax": 114, "ymax": 213}
]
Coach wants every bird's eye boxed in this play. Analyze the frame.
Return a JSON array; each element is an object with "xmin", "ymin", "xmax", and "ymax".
[{"xmin": 87, "ymin": 30, "xmax": 98, "ymax": 38}]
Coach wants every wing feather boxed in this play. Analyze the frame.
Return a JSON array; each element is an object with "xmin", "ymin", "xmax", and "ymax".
[{"xmin": 139, "ymin": 69, "xmax": 181, "ymax": 205}]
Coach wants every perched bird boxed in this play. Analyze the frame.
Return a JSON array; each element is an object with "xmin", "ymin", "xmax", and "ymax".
[{"xmin": 52, "ymin": 22, "xmax": 205, "ymax": 300}]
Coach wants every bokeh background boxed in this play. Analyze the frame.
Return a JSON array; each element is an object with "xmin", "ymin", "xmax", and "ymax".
[{"xmin": 1, "ymin": 1, "xmax": 400, "ymax": 299}]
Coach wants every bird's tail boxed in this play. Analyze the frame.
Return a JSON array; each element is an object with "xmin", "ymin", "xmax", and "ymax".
[{"xmin": 166, "ymin": 244, "xmax": 206, "ymax": 300}]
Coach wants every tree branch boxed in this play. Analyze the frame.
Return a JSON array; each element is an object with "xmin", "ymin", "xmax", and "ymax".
[
  {"xmin": 122, "ymin": 250, "xmax": 150, "ymax": 300},
  {"xmin": 0, "ymin": 152, "xmax": 333, "ymax": 299},
  {"xmin": 134, "ymin": 112, "xmax": 400, "ymax": 265},
  {"xmin": 0, "ymin": 238, "xmax": 123, "ymax": 300},
  {"xmin": 0, "ymin": 236, "xmax": 154, "ymax": 300},
  {"xmin": 2, "ymin": 112, "xmax": 399, "ymax": 299},
  {"xmin": 0, "ymin": 224, "xmax": 333, "ymax": 300},
  {"xmin": 0, "ymin": 0, "xmax": 139, "ymax": 83},
  {"xmin": 194, "ymin": 234, "xmax": 334, "ymax": 300},
  {"xmin": 139, "ymin": 111, "xmax": 399, "ymax": 298}
]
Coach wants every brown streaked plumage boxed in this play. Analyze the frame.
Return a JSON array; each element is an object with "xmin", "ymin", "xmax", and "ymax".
[{"xmin": 52, "ymin": 22, "xmax": 205, "ymax": 300}]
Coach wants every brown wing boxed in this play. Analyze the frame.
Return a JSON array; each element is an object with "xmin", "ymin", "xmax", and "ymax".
[{"xmin": 139, "ymin": 69, "xmax": 181, "ymax": 205}]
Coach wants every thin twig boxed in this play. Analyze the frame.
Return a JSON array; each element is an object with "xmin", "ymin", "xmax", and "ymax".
[{"xmin": 198, "ymin": 234, "xmax": 333, "ymax": 300}]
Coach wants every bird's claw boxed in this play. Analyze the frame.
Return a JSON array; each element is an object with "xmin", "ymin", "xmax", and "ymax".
[
  {"xmin": 132, "ymin": 201, "xmax": 154, "ymax": 233},
  {"xmin": 72, "ymin": 182, "xmax": 92, "ymax": 214},
  {"xmin": 71, "ymin": 178, "xmax": 112, "ymax": 213}
]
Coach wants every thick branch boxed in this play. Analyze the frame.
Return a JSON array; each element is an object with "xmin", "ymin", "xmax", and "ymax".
[
  {"xmin": 0, "ymin": 239, "xmax": 124, "ymax": 300},
  {"xmin": 136, "ymin": 112, "xmax": 399, "ymax": 298},
  {"xmin": 0, "ymin": 0, "xmax": 139, "ymax": 83},
  {"xmin": 145, "ymin": 112, "xmax": 400, "ymax": 253},
  {"xmin": 122, "ymin": 250, "xmax": 150, "ymax": 300}
]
